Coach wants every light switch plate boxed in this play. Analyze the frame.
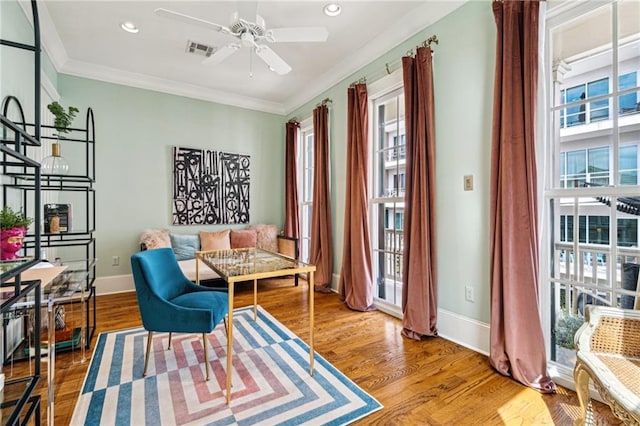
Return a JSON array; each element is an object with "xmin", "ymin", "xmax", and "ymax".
[{"xmin": 464, "ymin": 175, "xmax": 473, "ymax": 191}]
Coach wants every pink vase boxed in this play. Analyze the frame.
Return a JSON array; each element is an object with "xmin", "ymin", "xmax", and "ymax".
[{"xmin": 1, "ymin": 227, "xmax": 27, "ymax": 260}]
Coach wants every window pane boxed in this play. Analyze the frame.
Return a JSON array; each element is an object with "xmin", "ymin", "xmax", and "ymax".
[
  {"xmin": 566, "ymin": 85, "xmax": 586, "ymax": 126},
  {"xmin": 619, "ymin": 73, "xmax": 638, "ymax": 115},
  {"xmin": 588, "ymin": 147, "xmax": 609, "ymax": 186},
  {"xmin": 548, "ymin": 3, "xmax": 640, "ymax": 373},
  {"xmin": 619, "ymin": 145, "xmax": 638, "ymax": 186},
  {"xmin": 619, "ymin": 218, "xmax": 638, "ymax": 247},
  {"xmin": 566, "ymin": 150, "xmax": 586, "ymax": 187},
  {"xmin": 371, "ymin": 87, "xmax": 405, "ymax": 310},
  {"xmin": 588, "ymin": 78, "xmax": 610, "ymax": 122}
]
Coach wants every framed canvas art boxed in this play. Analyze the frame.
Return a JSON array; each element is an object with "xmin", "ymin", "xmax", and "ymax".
[{"xmin": 173, "ymin": 146, "xmax": 250, "ymax": 225}]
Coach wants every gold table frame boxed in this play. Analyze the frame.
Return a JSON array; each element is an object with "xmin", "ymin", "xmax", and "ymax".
[{"xmin": 195, "ymin": 248, "xmax": 316, "ymax": 404}]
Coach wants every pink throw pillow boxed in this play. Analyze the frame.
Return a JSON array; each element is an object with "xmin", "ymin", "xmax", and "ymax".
[
  {"xmin": 200, "ymin": 229, "xmax": 231, "ymax": 251},
  {"xmin": 247, "ymin": 224, "xmax": 279, "ymax": 252},
  {"xmin": 140, "ymin": 229, "xmax": 171, "ymax": 250},
  {"xmin": 230, "ymin": 229, "xmax": 257, "ymax": 249}
]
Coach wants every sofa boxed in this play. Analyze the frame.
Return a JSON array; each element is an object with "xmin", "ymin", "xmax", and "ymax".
[{"xmin": 140, "ymin": 224, "xmax": 299, "ymax": 285}]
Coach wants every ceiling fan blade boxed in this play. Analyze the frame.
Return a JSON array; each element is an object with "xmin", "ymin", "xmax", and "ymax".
[
  {"xmin": 268, "ymin": 27, "xmax": 329, "ymax": 43},
  {"xmin": 255, "ymin": 45, "xmax": 292, "ymax": 75},
  {"xmin": 154, "ymin": 8, "xmax": 231, "ymax": 34},
  {"xmin": 202, "ymin": 44, "xmax": 240, "ymax": 65}
]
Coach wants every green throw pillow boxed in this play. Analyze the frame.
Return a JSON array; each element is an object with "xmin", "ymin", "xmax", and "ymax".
[{"xmin": 170, "ymin": 233, "xmax": 199, "ymax": 261}]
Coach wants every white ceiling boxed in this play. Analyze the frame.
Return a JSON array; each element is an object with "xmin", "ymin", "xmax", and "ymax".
[{"xmin": 35, "ymin": 1, "xmax": 465, "ymax": 114}]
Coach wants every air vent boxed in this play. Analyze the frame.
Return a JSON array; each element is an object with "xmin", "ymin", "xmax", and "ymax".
[{"xmin": 185, "ymin": 40, "xmax": 214, "ymax": 57}]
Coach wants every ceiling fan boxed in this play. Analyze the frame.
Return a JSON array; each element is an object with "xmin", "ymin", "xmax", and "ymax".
[{"xmin": 154, "ymin": 7, "xmax": 329, "ymax": 75}]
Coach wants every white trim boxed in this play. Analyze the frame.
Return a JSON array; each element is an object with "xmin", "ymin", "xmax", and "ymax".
[
  {"xmin": 94, "ymin": 274, "xmax": 135, "ymax": 296},
  {"xmin": 437, "ymin": 308, "xmax": 490, "ymax": 355},
  {"xmin": 32, "ymin": 0, "xmax": 466, "ymax": 116},
  {"xmin": 37, "ymin": 1, "xmax": 69, "ymax": 73},
  {"xmin": 60, "ymin": 59, "xmax": 286, "ymax": 115},
  {"xmin": 41, "ymin": 72, "xmax": 59, "ymax": 102},
  {"xmin": 368, "ymin": 68, "xmax": 403, "ymax": 101},
  {"xmin": 283, "ymin": 1, "xmax": 466, "ymax": 114},
  {"xmin": 332, "ymin": 273, "xmax": 490, "ymax": 355}
]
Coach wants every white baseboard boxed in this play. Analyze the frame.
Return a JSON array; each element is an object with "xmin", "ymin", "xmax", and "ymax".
[
  {"xmin": 436, "ymin": 308, "xmax": 490, "ymax": 355},
  {"xmin": 331, "ymin": 272, "xmax": 490, "ymax": 355},
  {"xmin": 94, "ymin": 274, "xmax": 134, "ymax": 295},
  {"xmin": 100, "ymin": 272, "xmax": 491, "ymax": 356}
]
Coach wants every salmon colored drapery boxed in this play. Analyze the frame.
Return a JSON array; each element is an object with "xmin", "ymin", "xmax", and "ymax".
[
  {"xmin": 490, "ymin": 0, "xmax": 556, "ymax": 393},
  {"xmin": 284, "ymin": 121, "xmax": 300, "ymax": 240},
  {"xmin": 339, "ymin": 84, "xmax": 374, "ymax": 311},
  {"xmin": 401, "ymin": 46, "xmax": 438, "ymax": 339},
  {"xmin": 310, "ymin": 104, "xmax": 333, "ymax": 293}
]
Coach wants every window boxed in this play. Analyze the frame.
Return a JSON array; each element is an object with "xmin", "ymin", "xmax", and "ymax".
[
  {"xmin": 546, "ymin": 1, "xmax": 640, "ymax": 375},
  {"xmin": 560, "ymin": 147, "xmax": 610, "ymax": 188},
  {"xmin": 298, "ymin": 122, "xmax": 314, "ymax": 264},
  {"xmin": 370, "ymin": 85, "xmax": 405, "ymax": 313},
  {"xmin": 559, "ymin": 72, "xmax": 640, "ymax": 128}
]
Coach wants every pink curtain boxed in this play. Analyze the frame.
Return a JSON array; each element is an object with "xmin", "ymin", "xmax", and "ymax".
[
  {"xmin": 401, "ymin": 46, "xmax": 438, "ymax": 339},
  {"xmin": 490, "ymin": 0, "xmax": 556, "ymax": 393},
  {"xmin": 284, "ymin": 121, "xmax": 300, "ymax": 240},
  {"xmin": 339, "ymin": 84, "xmax": 374, "ymax": 311},
  {"xmin": 310, "ymin": 104, "xmax": 334, "ymax": 293}
]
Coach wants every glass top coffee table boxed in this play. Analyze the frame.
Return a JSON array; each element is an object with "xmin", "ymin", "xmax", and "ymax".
[{"xmin": 195, "ymin": 247, "xmax": 316, "ymax": 404}]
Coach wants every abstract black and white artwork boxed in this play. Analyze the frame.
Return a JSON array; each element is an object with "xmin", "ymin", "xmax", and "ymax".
[{"xmin": 173, "ymin": 146, "xmax": 250, "ymax": 225}]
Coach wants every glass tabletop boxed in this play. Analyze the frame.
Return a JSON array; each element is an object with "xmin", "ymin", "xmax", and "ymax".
[
  {"xmin": 1, "ymin": 259, "xmax": 96, "ymax": 307},
  {"xmin": 197, "ymin": 248, "xmax": 312, "ymax": 279}
]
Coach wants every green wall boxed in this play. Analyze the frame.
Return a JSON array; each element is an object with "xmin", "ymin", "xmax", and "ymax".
[
  {"xmin": 57, "ymin": 76, "xmax": 285, "ymax": 279},
  {"xmin": 1, "ymin": 0, "xmax": 37, "ymax": 123},
  {"xmin": 5, "ymin": 0, "xmax": 497, "ymax": 324},
  {"xmin": 288, "ymin": 1, "xmax": 495, "ymax": 322}
]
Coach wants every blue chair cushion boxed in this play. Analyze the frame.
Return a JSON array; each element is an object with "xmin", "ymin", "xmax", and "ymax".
[{"xmin": 171, "ymin": 291, "xmax": 228, "ymax": 325}]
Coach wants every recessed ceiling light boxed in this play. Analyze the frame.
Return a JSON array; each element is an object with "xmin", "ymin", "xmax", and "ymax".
[
  {"xmin": 120, "ymin": 21, "xmax": 139, "ymax": 34},
  {"xmin": 323, "ymin": 3, "xmax": 341, "ymax": 17}
]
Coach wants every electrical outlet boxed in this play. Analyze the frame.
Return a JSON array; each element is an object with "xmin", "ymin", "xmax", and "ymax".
[
  {"xmin": 465, "ymin": 285, "xmax": 475, "ymax": 302},
  {"xmin": 112, "ymin": 256, "xmax": 119, "ymax": 266},
  {"xmin": 464, "ymin": 175, "xmax": 474, "ymax": 191}
]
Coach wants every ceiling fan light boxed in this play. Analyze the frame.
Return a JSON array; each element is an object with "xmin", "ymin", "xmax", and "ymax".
[
  {"xmin": 323, "ymin": 3, "xmax": 341, "ymax": 17},
  {"xmin": 120, "ymin": 21, "xmax": 139, "ymax": 34}
]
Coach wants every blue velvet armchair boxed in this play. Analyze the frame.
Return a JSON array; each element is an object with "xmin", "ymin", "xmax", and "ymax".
[{"xmin": 131, "ymin": 248, "xmax": 228, "ymax": 380}]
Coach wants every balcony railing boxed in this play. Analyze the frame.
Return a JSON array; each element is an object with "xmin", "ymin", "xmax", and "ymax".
[
  {"xmin": 382, "ymin": 229, "xmax": 403, "ymax": 280},
  {"xmin": 552, "ymin": 241, "xmax": 640, "ymax": 316}
]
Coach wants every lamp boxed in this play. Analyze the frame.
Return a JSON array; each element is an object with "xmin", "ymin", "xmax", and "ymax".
[{"xmin": 41, "ymin": 142, "xmax": 69, "ymax": 175}]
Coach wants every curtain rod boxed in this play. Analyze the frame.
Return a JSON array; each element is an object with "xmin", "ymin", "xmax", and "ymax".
[
  {"xmin": 349, "ymin": 77, "xmax": 366, "ymax": 88},
  {"xmin": 405, "ymin": 34, "xmax": 439, "ymax": 58},
  {"xmin": 350, "ymin": 34, "xmax": 439, "ymax": 86},
  {"xmin": 287, "ymin": 117, "xmax": 299, "ymax": 125},
  {"xmin": 316, "ymin": 98, "xmax": 332, "ymax": 108}
]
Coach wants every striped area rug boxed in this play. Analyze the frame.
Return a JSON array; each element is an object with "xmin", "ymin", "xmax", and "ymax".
[{"xmin": 71, "ymin": 305, "xmax": 382, "ymax": 425}]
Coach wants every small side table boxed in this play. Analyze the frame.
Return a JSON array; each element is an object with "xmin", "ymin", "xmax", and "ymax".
[{"xmin": 5, "ymin": 259, "xmax": 96, "ymax": 425}]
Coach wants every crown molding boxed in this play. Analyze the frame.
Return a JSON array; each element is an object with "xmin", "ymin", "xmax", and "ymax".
[
  {"xmin": 32, "ymin": 1, "xmax": 466, "ymax": 117},
  {"xmin": 36, "ymin": 1, "xmax": 69, "ymax": 73},
  {"xmin": 282, "ymin": 0, "xmax": 466, "ymax": 114},
  {"xmin": 59, "ymin": 59, "xmax": 287, "ymax": 114},
  {"xmin": 34, "ymin": 2, "xmax": 285, "ymax": 114}
]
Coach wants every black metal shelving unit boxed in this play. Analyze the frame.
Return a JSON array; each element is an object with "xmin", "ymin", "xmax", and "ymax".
[
  {"xmin": 3, "ymin": 105, "xmax": 98, "ymax": 355},
  {"xmin": 1, "ymin": 0, "xmax": 43, "ymax": 423},
  {"xmin": 20, "ymin": 109, "xmax": 97, "ymax": 350}
]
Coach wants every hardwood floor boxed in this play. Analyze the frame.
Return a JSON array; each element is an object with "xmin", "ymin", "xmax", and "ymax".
[{"xmin": 7, "ymin": 278, "xmax": 622, "ymax": 425}]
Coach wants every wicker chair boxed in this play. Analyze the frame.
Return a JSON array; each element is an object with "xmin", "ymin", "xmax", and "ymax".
[{"xmin": 573, "ymin": 305, "xmax": 640, "ymax": 426}]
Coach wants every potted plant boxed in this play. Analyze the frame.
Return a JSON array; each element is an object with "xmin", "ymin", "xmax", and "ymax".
[
  {"xmin": 43, "ymin": 101, "xmax": 79, "ymax": 175},
  {"xmin": 47, "ymin": 101, "xmax": 79, "ymax": 137},
  {"xmin": 0, "ymin": 206, "xmax": 33, "ymax": 260}
]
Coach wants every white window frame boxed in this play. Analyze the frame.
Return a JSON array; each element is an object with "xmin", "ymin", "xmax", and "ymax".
[
  {"xmin": 542, "ymin": 0, "xmax": 640, "ymax": 389},
  {"xmin": 368, "ymin": 70, "xmax": 405, "ymax": 318},
  {"xmin": 298, "ymin": 117, "xmax": 314, "ymax": 264}
]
